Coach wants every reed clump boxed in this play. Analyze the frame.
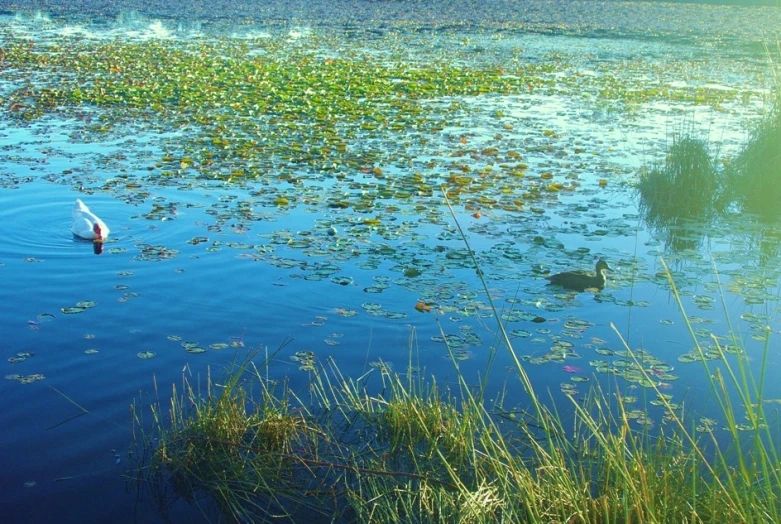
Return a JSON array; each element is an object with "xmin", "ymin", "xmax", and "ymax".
[
  {"xmin": 638, "ymin": 133, "xmax": 720, "ymax": 221},
  {"xmin": 637, "ymin": 102, "xmax": 781, "ymax": 250},
  {"xmin": 131, "ymin": 365, "xmax": 329, "ymax": 522},
  {"xmin": 639, "ymin": 46, "xmax": 780, "ymax": 233},
  {"xmin": 726, "ymin": 101, "xmax": 781, "ymax": 217}
]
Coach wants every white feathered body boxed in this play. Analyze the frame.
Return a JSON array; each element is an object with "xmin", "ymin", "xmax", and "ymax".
[{"xmin": 72, "ymin": 199, "xmax": 110, "ymax": 240}]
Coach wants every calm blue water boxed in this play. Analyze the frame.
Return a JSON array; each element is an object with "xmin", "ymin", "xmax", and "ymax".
[{"xmin": 1, "ymin": 5, "xmax": 780, "ymax": 522}]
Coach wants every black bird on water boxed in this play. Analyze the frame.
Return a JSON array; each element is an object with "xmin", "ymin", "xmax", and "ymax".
[{"xmin": 546, "ymin": 258, "xmax": 612, "ymax": 292}]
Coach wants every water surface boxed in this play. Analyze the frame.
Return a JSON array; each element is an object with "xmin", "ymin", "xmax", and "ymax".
[{"xmin": 1, "ymin": 3, "xmax": 780, "ymax": 522}]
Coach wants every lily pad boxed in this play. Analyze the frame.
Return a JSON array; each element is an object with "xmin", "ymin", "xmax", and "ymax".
[
  {"xmin": 76, "ymin": 301, "xmax": 97, "ymax": 308},
  {"xmin": 61, "ymin": 307, "xmax": 88, "ymax": 314}
]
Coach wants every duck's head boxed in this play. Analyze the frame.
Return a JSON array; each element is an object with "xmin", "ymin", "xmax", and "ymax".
[{"xmin": 596, "ymin": 258, "xmax": 612, "ymax": 274}]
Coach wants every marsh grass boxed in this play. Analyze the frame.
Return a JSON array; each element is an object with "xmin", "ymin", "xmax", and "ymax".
[
  {"xmin": 639, "ymin": 134, "xmax": 720, "ymax": 217},
  {"xmin": 637, "ymin": 131, "xmax": 721, "ymax": 251},
  {"xmin": 726, "ymin": 101, "xmax": 781, "ymax": 218},
  {"xmin": 638, "ymin": 109, "xmax": 781, "ymax": 250},
  {"xmin": 130, "ymin": 233, "xmax": 780, "ymax": 523}
]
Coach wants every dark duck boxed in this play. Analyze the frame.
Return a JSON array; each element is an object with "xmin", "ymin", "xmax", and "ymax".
[{"xmin": 546, "ymin": 258, "xmax": 612, "ymax": 291}]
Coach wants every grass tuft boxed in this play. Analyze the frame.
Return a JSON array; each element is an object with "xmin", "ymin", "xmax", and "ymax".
[
  {"xmin": 726, "ymin": 101, "xmax": 781, "ymax": 218},
  {"xmin": 637, "ymin": 131, "xmax": 720, "ymax": 245}
]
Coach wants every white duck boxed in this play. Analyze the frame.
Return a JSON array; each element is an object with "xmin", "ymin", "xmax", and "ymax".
[{"xmin": 72, "ymin": 199, "xmax": 110, "ymax": 241}]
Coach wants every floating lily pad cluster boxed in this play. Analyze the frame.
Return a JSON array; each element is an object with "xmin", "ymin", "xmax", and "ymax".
[
  {"xmin": 61, "ymin": 301, "xmax": 97, "ymax": 314},
  {"xmin": 585, "ymin": 346, "xmax": 679, "ymax": 388},
  {"xmin": 181, "ymin": 341, "xmax": 207, "ymax": 354},
  {"xmin": 134, "ymin": 244, "xmax": 180, "ymax": 262},
  {"xmin": 8, "ymin": 351, "xmax": 34, "ymax": 364},
  {"xmin": 368, "ymin": 360, "xmax": 393, "ymax": 374},
  {"xmin": 360, "ymin": 302, "xmax": 407, "ymax": 320},
  {"xmin": 5, "ymin": 373, "xmax": 45, "ymax": 384},
  {"xmin": 291, "ymin": 350, "xmax": 316, "ymax": 372},
  {"xmin": 432, "ymin": 325, "xmax": 483, "ymax": 359}
]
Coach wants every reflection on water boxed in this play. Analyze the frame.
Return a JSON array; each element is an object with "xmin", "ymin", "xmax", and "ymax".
[{"xmin": 0, "ymin": 5, "xmax": 780, "ymax": 522}]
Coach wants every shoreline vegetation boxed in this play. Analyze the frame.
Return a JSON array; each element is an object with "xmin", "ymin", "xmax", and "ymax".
[{"xmin": 129, "ymin": 259, "xmax": 780, "ymax": 523}]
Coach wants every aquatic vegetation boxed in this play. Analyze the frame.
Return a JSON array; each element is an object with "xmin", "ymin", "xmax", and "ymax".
[
  {"xmin": 3, "ymin": 35, "xmax": 538, "ymax": 181},
  {"xmin": 5, "ymin": 373, "xmax": 46, "ymax": 384},
  {"xmin": 128, "ymin": 198, "xmax": 781, "ymax": 522},
  {"xmin": 637, "ymin": 132, "xmax": 720, "ymax": 251},
  {"xmin": 132, "ymin": 286, "xmax": 781, "ymax": 523},
  {"xmin": 726, "ymin": 101, "xmax": 781, "ymax": 218}
]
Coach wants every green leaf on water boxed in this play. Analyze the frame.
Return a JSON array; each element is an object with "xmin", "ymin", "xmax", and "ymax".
[
  {"xmin": 76, "ymin": 301, "xmax": 97, "ymax": 308},
  {"xmin": 61, "ymin": 307, "xmax": 88, "ymax": 314}
]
